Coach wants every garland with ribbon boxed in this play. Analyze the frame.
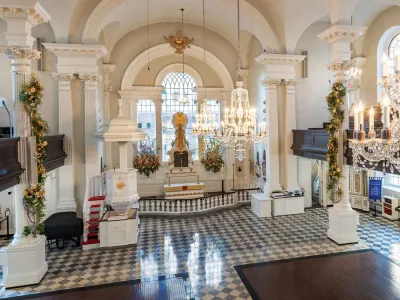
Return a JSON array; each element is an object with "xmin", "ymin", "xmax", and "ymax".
[
  {"xmin": 326, "ymin": 82, "xmax": 346, "ymax": 202},
  {"xmin": 19, "ymin": 75, "xmax": 49, "ymax": 237}
]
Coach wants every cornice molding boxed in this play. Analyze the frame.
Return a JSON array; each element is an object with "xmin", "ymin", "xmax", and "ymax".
[
  {"xmin": 317, "ymin": 25, "xmax": 367, "ymax": 44},
  {"xmin": 42, "ymin": 43, "xmax": 108, "ymax": 58},
  {"xmin": 0, "ymin": 46, "xmax": 40, "ymax": 60},
  {"xmin": 0, "ymin": 1, "xmax": 51, "ymax": 25},
  {"xmin": 256, "ymin": 53, "xmax": 306, "ymax": 66},
  {"xmin": 284, "ymin": 79, "xmax": 297, "ymax": 87}
]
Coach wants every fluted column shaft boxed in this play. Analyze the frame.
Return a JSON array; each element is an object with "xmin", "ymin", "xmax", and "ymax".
[
  {"xmin": 53, "ymin": 74, "xmax": 76, "ymax": 212},
  {"xmin": 81, "ymin": 75, "xmax": 102, "ymax": 178},
  {"xmin": 284, "ymin": 80, "xmax": 300, "ymax": 191},
  {"xmin": 262, "ymin": 79, "xmax": 282, "ymax": 196}
]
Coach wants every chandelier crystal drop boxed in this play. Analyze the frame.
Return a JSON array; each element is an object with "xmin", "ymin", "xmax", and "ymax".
[
  {"xmin": 218, "ymin": 0, "xmax": 267, "ymax": 161},
  {"xmin": 349, "ymin": 52, "xmax": 400, "ymax": 174},
  {"xmin": 193, "ymin": 101, "xmax": 219, "ymax": 137}
]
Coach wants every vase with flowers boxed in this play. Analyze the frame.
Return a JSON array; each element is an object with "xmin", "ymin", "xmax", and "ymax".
[{"xmin": 133, "ymin": 138, "xmax": 161, "ymax": 177}]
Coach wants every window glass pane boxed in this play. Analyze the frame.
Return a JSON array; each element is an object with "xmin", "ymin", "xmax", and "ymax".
[
  {"xmin": 137, "ymin": 99, "xmax": 156, "ymax": 145},
  {"xmin": 385, "ymin": 173, "xmax": 400, "ymax": 187},
  {"xmin": 388, "ymin": 35, "xmax": 400, "ymax": 73},
  {"xmin": 162, "ymin": 72, "xmax": 198, "ymax": 162}
]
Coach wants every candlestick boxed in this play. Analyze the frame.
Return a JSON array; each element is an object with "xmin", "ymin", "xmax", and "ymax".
[
  {"xmin": 197, "ymin": 175, "xmax": 200, "ymax": 183},
  {"xmin": 168, "ymin": 176, "xmax": 171, "ymax": 186},
  {"xmin": 354, "ymin": 106, "xmax": 359, "ymax": 131},
  {"xmin": 382, "ymin": 53, "xmax": 389, "ymax": 77},
  {"xmin": 369, "ymin": 107, "xmax": 374, "ymax": 132}
]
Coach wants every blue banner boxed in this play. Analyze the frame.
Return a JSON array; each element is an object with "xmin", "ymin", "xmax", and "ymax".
[{"xmin": 369, "ymin": 177, "xmax": 383, "ymax": 201}]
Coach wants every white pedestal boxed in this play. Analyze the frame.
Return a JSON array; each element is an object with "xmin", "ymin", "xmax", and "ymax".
[
  {"xmin": 0, "ymin": 236, "xmax": 48, "ymax": 288},
  {"xmin": 272, "ymin": 196, "xmax": 305, "ymax": 216},
  {"xmin": 251, "ymin": 193, "xmax": 272, "ymax": 218},
  {"xmin": 99, "ymin": 209, "xmax": 138, "ymax": 247},
  {"xmin": 327, "ymin": 207, "xmax": 359, "ymax": 244}
]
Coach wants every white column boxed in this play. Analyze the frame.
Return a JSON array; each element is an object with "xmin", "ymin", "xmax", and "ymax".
[
  {"xmin": 298, "ymin": 157, "xmax": 312, "ymax": 208},
  {"xmin": 52, "ymin": 74, "xmax": 76, "ymax": 212},
  {"xmin": 155, "ymin": 98, "xmax": 162, "ymax": 157},
  {"xmin": 103, "ymin": 64, "xmax": 116, "ymax": 169},
  {"xmin": 129, "ymin": 98, "xmax": 138, "ymax": 168},
  {"xmin": 284, "ymin": 80, "xmax": 300, "ymax": 191},
  {"xmin": 318, "ymin": 24, "xmax": 367, "ymax": 244},
  {"xmin": 81, "ymin": 74, "xmax": 102, "ymax": 178},
  {"xmin": 0, "ymin": 2, "xmax": 50, "ymax": 288},
  {"xmin": 262, "ymin": 79, "xmax": 282, "ymax": 195}
]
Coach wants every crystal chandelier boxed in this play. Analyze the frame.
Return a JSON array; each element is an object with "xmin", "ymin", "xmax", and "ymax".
[
  {"xmin": 219, "ymin": 0, "xmax": 267, "ymax": 161},
  {"xmin": 349, "ymin": 52, "xmax": 400, "ymax": 174},
  {"xmin": 193, "ymin": 101, "xmax": 219, "ymax": 137},
  {"xmin": 192, "ymin": 0, "xmax": 218, "ymax": 138}
]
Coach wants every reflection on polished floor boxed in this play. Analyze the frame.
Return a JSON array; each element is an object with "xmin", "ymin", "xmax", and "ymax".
[{"xmin": 1, "ymin": 206, "xmax": 400, "ymax": 299}]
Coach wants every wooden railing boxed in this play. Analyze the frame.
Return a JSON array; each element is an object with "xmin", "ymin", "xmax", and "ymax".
[
  {"xmin": 43, "ymin": 135, "xmax": 67, "ymax": 172},
  {"xmin": 0, "ymin": 137, "xmax": 23, "ymax": 192}
]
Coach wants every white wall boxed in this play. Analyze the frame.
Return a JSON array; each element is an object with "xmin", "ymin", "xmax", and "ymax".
[{"xmin": 295, "ymin": 21, "xmax": 331, "ymax": 130}]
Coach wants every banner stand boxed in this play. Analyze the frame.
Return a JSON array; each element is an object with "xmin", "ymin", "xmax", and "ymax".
[{"xmin": 369, "ymin": 177, "xmax": 383, "ymax": 217}]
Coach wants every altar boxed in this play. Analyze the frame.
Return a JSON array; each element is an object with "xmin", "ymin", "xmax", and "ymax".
[{"xmin": 164, "ymin": 182, "xmax": 205, "ymax": 199}]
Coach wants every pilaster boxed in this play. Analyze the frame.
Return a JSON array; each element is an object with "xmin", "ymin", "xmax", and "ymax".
[
  {"xmin": 81, "ymin": 74, "xmax": 102, "ymax": 178},
  {"xmin": 52, "ymin": 73, "xmax": 76, "ymax": 212},
  {"xmin": 102, "ymin": 64, "xmax": 116, "ymax": 169},
  {"xmin": 261, "ymin": 79, "xmax": 282, "ymax": 195}
]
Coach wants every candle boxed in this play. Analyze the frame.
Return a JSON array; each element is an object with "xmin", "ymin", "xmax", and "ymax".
[
  {"xmin": 382, "ymin": 95, "xmax": 391, "ymax": 128},
  {"xmin": 369, "ymin": 107, "xmax": 374, "ymax": 132},
  {"xmin": 197, "ymin": 175, "xmax": 200, "ymax": 183},
  {"xmin": 396, "ymin": 49, "xmax": 400, "ymax": 72},
  {"xmin": 382, "ymin": 53, "xmax": 389, "ymax": 77},
  {"xmin": 354, "ymin": 106, "xmax": 359, "ymax": 131},
  {"xmin": 168, "ymin": 176, "xmax": 171, "ymax": 186},
  {"xmin": 359, "ymin": 102, "xmax": 364, "ymax": 131}
]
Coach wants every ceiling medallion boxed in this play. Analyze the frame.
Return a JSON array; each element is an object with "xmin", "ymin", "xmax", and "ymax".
[{"xmin": 164, "ymin": 9, "xmax": 193, "ymax": 54}]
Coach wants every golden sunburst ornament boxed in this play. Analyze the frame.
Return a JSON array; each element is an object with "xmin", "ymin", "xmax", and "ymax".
[
  {"xmin": 116, "ymin": 181, "xmax": 126, "ymax": 190},
  {"xmin": 164, "ymin": 9, "xmax": 193, "ymax": 54}
]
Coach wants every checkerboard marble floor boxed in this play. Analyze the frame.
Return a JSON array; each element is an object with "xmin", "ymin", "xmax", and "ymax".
[{"xmin": 1, "ymin": 206, "xmax": 399, "ymax": 299}]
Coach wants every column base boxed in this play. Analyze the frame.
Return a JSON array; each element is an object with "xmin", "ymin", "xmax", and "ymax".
[
  {"xmin": 57, "ymin": 197, "xmax": 77, "ymax": 213},
  {"xmin": 327, "ymin": 206, "xmax": 359, "ymax": 245},
  {"xmin": 0, "ymin": 235, "xmax": 48, "ymax": 288},
  {"xmin": 263, "ymin": 182, "xmax": 282, "ymax": 196}
]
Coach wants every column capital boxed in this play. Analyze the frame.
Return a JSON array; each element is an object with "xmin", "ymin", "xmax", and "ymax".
[
  {"xmin": 0, "ymin": 46, "xmax": 40, "ymax": 60},
  {"xmin": 52, "ymin": 73, "xmax": 75, "ymax": 82},
  {"xmin": 80, "ymin": 74, "xmax": 102, "ymax": 82},
  {"xmin": 328, "ymin": 60, "xmax": 352, "ymax": 82},
  {"xmin": 262, "ymin": 79, "xmax": 281, "ymax": 89},
  {"xmin": 283, "ymin": 79, "xmax": 297, "ymax": 94}
]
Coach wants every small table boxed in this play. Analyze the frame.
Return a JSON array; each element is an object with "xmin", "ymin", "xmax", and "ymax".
[
  {"xmin": 271, "ymin": 196, "xmax": 305, "ymax": 216},
  {"xmin": 99, "ymin": 209, "xmax": 138, "ymax": 248},
  {"xmin": 251, "ymin": 193, "xmax": 272, "ymax": 218}
]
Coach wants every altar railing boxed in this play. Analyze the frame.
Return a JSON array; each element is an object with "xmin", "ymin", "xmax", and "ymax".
[{"xmin": 140, "ymin": 188, "xmax": 260, "ymax": 215}]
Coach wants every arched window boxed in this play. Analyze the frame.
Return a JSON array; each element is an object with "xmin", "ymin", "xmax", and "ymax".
[
  {"xmin": 388, "ymin": 34, "xmax": 400, "ymax": 73},
  {"xmin": 162, "ymin": 72, "xmax": 198, "ymax": 162},
  {"xmin": 137, "ymin": 99, "xmax": 156, "ymax": 144}
]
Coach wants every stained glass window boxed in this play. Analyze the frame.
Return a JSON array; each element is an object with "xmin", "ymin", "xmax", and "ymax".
[
  {"xmin": 162, "ymin": 72, "xmax": 198, "ymax": 162},
  {"xmin": 137, "ymin": 99, "xmax": 156, "ymax": 144}
]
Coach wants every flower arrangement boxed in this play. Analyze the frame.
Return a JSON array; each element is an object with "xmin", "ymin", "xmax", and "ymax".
[
  {"xmin": 201, "ymin": 138, "xmax": 224, "ymax": 173},
  {"xmin": 326, "ymin": 81, "xmax": 346, "ymax": 203},
  {"xmin": 19, "ymin": 75, "xmax": 49, "ymax": 237},
  {"xmin": 133, "ymin": 138, "xmax": 161, "ymax": 177}
]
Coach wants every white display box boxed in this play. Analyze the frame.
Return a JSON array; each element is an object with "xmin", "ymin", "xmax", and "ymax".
[
  {"xmin": 251, "ymin": 193, "xmax": 272, "ymax": 217},
  {"xmin": 99, "ymin": 209, "xmax": 138, "ymax": 248},
  {"xmin": 272, "ymin": 196, "xmax": 305, "ymax": 216}
]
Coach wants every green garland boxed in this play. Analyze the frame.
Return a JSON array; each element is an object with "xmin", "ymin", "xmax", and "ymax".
[
  {"xmin": 19, "ymin": 75, "xmax": 49, "ymax": 237},
  {"xmin": 326, "ymin": 82, "xmax": 346, "ymax": 202}
]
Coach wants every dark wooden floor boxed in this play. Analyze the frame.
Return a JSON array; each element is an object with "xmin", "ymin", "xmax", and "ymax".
[
  {"xmin": 235, "ymin": 250, "xmax": 400, "ymax": 300},
  {"xmin": 19, "ymin": 277, "xmax": 188, "ymax": 300}
]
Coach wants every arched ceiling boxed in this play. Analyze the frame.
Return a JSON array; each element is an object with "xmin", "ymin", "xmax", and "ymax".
[
  {"xmin": 82, "ymin": 0, "xmax": 277, "ymax": 53},
  {"xmin": 36, "ymin": 0, "xmax": 400, "ymax": 55}
]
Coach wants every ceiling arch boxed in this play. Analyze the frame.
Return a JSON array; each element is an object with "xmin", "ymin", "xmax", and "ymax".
[
  {"xmin": 121, "ymin": 43, "xmax": 234, "ymax": 90},
  {"xmin": 82, "ymin": 0, "xmax": 278, "ymax": 52},
  {"xmin": 154, "ymin": 63, "xmax": 204, "ymax": 87}
]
